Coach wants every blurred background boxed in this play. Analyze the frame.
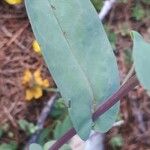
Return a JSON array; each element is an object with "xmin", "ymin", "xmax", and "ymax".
[{"xmin": 0, "ymin": 0, "xmax": 150, "ymax": 149}]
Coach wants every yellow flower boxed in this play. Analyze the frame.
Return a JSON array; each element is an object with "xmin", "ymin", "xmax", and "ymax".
[
  {"xmin": 22, "ymin": 69, "xmax": 32, "ymax": 85},
  {"xmin": 4, "ymin": 0, "xmax": 22, "ymax": 5},
  {"xmin": 42, "ymin": 79, "xmax": 50, "ymax": 88},
  {"xmin": 32, "ymin": 40, "xmax": 41, "ymax": 54},
  {"xmin": 25, "ymin": 87, "xmax": 42, "ymax": 101},
  {"xmin": 34, "ymin": 69, "xmax": 49, "ymax": 88},
  {"xmin": 22, "ymin": 69, "xmax": 50, "ymax": 101}
]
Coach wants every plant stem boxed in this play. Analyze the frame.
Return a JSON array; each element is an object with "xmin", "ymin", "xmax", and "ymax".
[
  {"xmin": 25, "ymin": 94, "xmax": 59, "ymax": 150},
  {"xmin": 49, "ymin": 75, "xmax": 139, "ymax": 150},
  {"xmin": 28, "ymin": 94, "xmax": 58, "ymax": 144},
  {"xmin": 92, "ymin": 75, "xmax": 138, "ymax": 121},
  {"xmin": 122, "ymin": 64, "xmax": 135, "ymax": 85}
]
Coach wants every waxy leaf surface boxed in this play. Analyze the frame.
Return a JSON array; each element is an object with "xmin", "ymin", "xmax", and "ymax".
[{"xmin": 25, "ymin": 0, "xmax": 120, "ymax": 139}]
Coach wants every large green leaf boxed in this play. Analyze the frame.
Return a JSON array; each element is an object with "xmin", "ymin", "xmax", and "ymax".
[
  {"xmin": 25, "ymin": 0, "xmax": 93, "ymax": 140},
  {"xmin": 25, "ymin": 0, "xmax": 120, "ymax": 139},
  {"xmin": 132, "ymin": 31, "xmax": 150, "ymax": 91}
]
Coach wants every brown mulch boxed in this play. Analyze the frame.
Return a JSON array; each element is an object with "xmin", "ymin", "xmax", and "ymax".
[
  {"xmin": 0, "ymin": 1, "xmax": 53, "ymax": 128},
  {"xmin": 105, "ymin": 1, "xmax": 150, "ymax": 150}
]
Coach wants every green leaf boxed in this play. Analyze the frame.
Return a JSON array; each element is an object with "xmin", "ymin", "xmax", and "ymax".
[
  {"xmin": 132, "ymin": 31, "xmax": 150, "ymax": 91},
  {"xmin": 132, "ymin": 4, "xmax": 145, "ymax": 21},
  {"xmin": 29, "ymin": 144, "xmax": 43, "ymax": 150},
  {"xmin": 25, "ymin": 0, "xmax": 120, "ymax": 139},
  {"xmin": 110, "ymin": 135, "xmax": 123, "ymax": 149},
  {"xmin": 0, "ymin": 142, "xmax": 17, "ymax": 150},
  {"xmin": 25, "ymin": 0, "xmax": 93, "ymax": 139},
  {"xmin": 0, "ymin": 129, "xmax": 4, "ymax": 138},
  {"xmin": 18, "ymin": 119, "xmax": 37, "ymax": 135},
  {"xmin": 51, "ymin": 98, "xmax": 67, "ymax": 119},
  {"xmin": 44, "ymin": 141, "xmax": 71, "ymax": 150},
  {"xmin": 91, "ymin": 0, "xmax": 103, "ymax": 12},
  {"xmin": 142, "ymin": 0, "xmax": 150, "ymax": 4},
  {"xmin": 54, "ymin": 116, "xmax": 73, "ymax": 139},
  {"xmin": 37, "ymin": 126, "xmax": 54, "ymax": 145}
]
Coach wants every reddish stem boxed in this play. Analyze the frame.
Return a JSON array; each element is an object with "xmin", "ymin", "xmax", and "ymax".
[{"xmin": 49, "ymin": 75, "xmax": 139, "ymax": 150}]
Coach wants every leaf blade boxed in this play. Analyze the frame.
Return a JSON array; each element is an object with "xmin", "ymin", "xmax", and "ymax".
[
  {"xmin": 25, "ymin": 0, "xmax": 93, "ymax": 139},
  {"xmin": 50, "ymin": 0, "xmax": 120, "ymax": 132},
  {"xmin": 132, "ymin": 31, "xmax": 150, "ymax": 91},
  {"xmin": 25, "ymin": 0, "xmax": 120, "ymax": 139}
]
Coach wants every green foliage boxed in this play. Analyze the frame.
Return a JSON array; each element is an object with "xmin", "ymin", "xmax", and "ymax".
[
  {"xmin": 29, "ymin": 144, "xmax": 43, "ymax": 150},
  {"xmin": 132, "ymin": 31, "xmax": 150, "ymax": 93},
  {"xmin": 0, "ymin": 142, "xmax": 17, "ymax": 150},
  {"xmin": 91, "ymin": 0, "xmax": 103, "ymax": 12},
  {"xmin": 142, "ymin": 0, "xmax": 150, "ymax": 4},
  {"xmin": 36, "ymin": 126, "xmax": 54, "ymax": 145},
  {"xmin": 0, "ymin": 129, "xmax": 4, "ymax": 138},
  {"xmin": 108, "ymin": 32, "xmax": 116, "ymax": 50},
  {"xmin": 44, "ymin": 141, "xmax": 71, "ymax": 150},
  {"xmin": 110, "ymin": 135, "xmax": 123, "ymax": 150},
  {"xmin": 54, "ymin": 116, "xmax": 73, "ymax": 139},
  {"xmin": 0, "ymin": 124, "xmax": 13, "ymax": 138},
  {"xmin": 25, "ymin": 0, "xmax": 93, "ymax": 139},
  {"xmin": 18, "ymin": 119, "xmax": 38, "ymax": 135},
  {"xmin": 29, "ymin": 142, "xmax": 71, "ymax": 150},
  {"xmin": 25, "ymin": 0, "xmax": 120, "ymax": 140},
  {"xmin": 51, "ymin": 98, "xmax": 67, "ymax": 119},
  {"xmin": 105, "ymin": 26, "xmax": 116, "ymax": 50},
  {"xmin": 132, "ymin": 4, "xmax": 145, "ymax": 21},
  {"xmin": 37, "ymin": 99, "xmax": 69, "ymax": 145}
]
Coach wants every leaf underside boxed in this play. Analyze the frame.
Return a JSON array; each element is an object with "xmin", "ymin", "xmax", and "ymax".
[{"xmin": 25, "ymin": 0, "xmax": 120, "ymax": 140}]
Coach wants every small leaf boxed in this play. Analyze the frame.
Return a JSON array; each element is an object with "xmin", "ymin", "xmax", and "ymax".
[
  {"xmin": 51, "ymin": 98, "xmax": 67, "ymax": 118},
  {"xmin": 132, "ymin": 4, "xmax": 145, "ymax": 21},
  {"xmin": 37, "ymin": 126, "xmax": 53, "ymax": 145},
  {"xmin": 0, "ymin": 142, "xmax": 17, "ymax": 150},
  {"xmin": 29, "ymin": 144, "xmax": 43, "ymax": 150},
  {"xmin": 0, "ymin": 129, "xmax": 4, "ymax": 138},
  {"xmin": 132, "ymin": 31, "xmax": 150, "ymax": 92},
  {"xmin": 18, "ymin": 119, "xmax": 37, "ymax": 135},
  {"xmin": 91, "ymin": 0, "xmax": 103, "ymax": 12},
  {"xmin": 44, "ymin": 141, "xmax": 71, "ymax": 150},
  {"xmin": 142, "ymin": 0, "xmax": 150, "ymax": 5},
  {"xmin": 110, "ymin": 135, "xmax": 123, "ymax": 149},
  {"xmin": 54, "ymin": 116, "xmax": 73, "ymax": 139}
]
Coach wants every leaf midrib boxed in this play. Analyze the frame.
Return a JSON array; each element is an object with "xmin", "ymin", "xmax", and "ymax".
[{"xmin": 49, "ymin": 0, "xmax": 95, "ymax": 103}]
